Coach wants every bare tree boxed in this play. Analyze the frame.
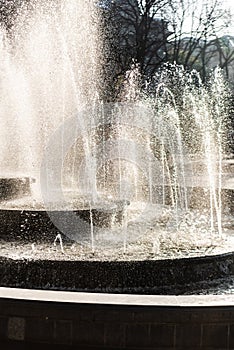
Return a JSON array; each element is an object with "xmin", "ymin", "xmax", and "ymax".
[
  {"xmin": 102, "ymin": 0, "xmax": 233, "ymax": 84},
  {"xmin": 162, "ymin": 0, "xmax": 232, "ymax": 80},
  {"xmin": 103, "ymin": 0, "xmax": 171, "ymax": 79},
  {"xmin": 209, "ymin": 35, "xmax": 234, "ymax": 82}
]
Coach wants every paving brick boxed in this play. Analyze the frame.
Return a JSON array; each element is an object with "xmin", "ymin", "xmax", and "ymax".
[
  {"xmin": 202, "ymin": 324, "xmax": 228, "ymax": 349},
  {"xmin": 229, "ymin": 324, "xmax": 234, "ymax": 349},
  {"xmin": 104, "ymin": 323, "xmax": 125, "ymax": 348},
  {"xmin": 74, "ymin": 307, "xmax": 95, "ymax": 321},
  {"xmin": 73, "ymin": 321, "xmax": 104, "ymax": 346},
  {"xmin": 25, "ymin": 317, "xmax": 54, "ymax": 343},
  {"xmin": 54, "ymin": 320, "xmax": 72, "ymax": 345},
  {"xmin": 134, "ymin": 308, "xmax": 189, "ymax": 324},
  {"xmin": 125, "ymin": 324, "xmax": 150, "ymax": 348},
  {"xmin": 7, "ymin": 317, "xmax": 25, "ymax": 341},
  {"xmin": 0, "ymin": 317, "xmax": 7, "ymax": 339},
  {"xmin": 150, "ymin": 323, "xmax": 175, "ymax": 348},
  {"xmin": 0, "ymin": 299, "xmax": 76, "ymax": 320},
  {"xmin": 95, "ymin": 309, "xmax": 133, "ymax": 322},
  {"xmin": 175, "ymin": 324, "xmax": 201, "ymax": 348},
  {"xmin": 199, "ymin": 309, "xmax": 234, "ymax": 323}
]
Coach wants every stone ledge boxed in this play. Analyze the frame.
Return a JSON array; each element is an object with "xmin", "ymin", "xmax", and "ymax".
[{"xmin": 0, "ymin": 287, "xmax": 234, "ymax": 306}]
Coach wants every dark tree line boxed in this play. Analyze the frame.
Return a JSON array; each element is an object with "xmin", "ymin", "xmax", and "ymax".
[{"xmin": 101, "ymin": 0, "xmax": 233, "ymax": 89}]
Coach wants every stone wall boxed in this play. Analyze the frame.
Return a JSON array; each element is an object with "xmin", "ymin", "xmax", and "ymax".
[{"xmin": 0, "ymin": 253, "xmax": 233, "ymax": 293}]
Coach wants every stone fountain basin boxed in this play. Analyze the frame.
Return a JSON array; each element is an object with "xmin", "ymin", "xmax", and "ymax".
[
  {"xmin": 0, "ymin": 194, "xmax": 131, "ymax": 242},
  {"xmin": 0, "ymin": 204, "xmax": 233, "ymax": 294},
  {"xmin": 0, "ymin": 175, "xmax": 130, "ymax": 234},
  {"xmin": 0, "ymin": 249, "xmax": 233, "ymax": 294},
  {"xmin": 0, "ymin": 207, "xmax": 125, "ymax": 239},
  {"xmin": 0, "ymin": 176, "xmax": 233, "ymax": 294},
  {"xmin": 0, "ymin": 177, "xmax": 33, "ymax": 201},
  {"xmin": 0, "ymin": 205, "xmax": 233, "ymax": 294}
]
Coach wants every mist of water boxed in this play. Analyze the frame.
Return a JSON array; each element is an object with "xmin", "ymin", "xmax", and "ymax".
[
  {"xmin": 0, "ymin": 1, "xmax": 230, "ymax": 252},
  {"xmin": 0, "ymin": 0, "xmax": 101, "ymax": 193}
]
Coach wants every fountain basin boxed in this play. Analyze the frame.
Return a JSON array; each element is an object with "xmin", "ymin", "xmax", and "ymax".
[
  {"xmin": 0, "ymin": 175, "xmax": 233, "ymax": 294},
  {"xmin": 0, "ymin": 177, "xmax": 33, "ymax": 201},
  {"xmin": 0, "ymin": 208, "xmax": 122, "ymax": 237},
  {"xmin": 0, "ymin": 247, "xmax": 233, "ymax": 294},
  {"xmin": 0, "ymin": 176, "xmax": 233, "ymax": 293},
  {"xmin": 0, "ymin": 197, "xmax": 130, "ymax": 238}
]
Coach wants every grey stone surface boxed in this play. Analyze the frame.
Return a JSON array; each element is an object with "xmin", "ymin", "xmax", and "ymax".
[
  {"xmin": 0, "ymin": 287, "xmax": 234, "ymax": 306},
  {"xmin": 7, "ymin": 317, "xmax": 25, "ymax": 341}
]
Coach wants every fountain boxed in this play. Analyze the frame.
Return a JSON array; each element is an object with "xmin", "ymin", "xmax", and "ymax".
[
  {"xmin": 0, "ymin": 1, "xmax": 234, "ymax": 349},
  {"xmin": 0, "ymin": 0, "xmax": 233, "ymax": 290}
]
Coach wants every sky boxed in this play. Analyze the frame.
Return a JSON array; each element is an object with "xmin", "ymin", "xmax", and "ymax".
[
  {"xmin": 226, "ymin": 0, "xmax": 234, "ymax": 11},
  {"xmin": 182, "ymin": 0, "xmax": 234, "ymax": 37},
  {"xmin": 221, "ymin": 0, "xmax": 234, "ymax": 35}
]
